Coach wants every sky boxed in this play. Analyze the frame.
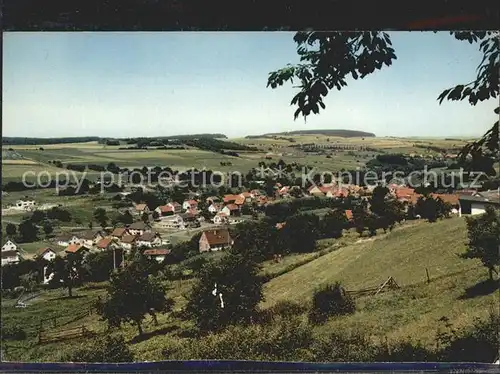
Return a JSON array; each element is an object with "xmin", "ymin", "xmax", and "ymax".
[{"xmin": 3, "ymin": 32, "xmax": 498, "ymax": 139}]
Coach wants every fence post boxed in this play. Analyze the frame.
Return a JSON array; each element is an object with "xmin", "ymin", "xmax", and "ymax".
[{"xmin": 425, "ymin": 268, "xmax": 430, "ymax": 283}]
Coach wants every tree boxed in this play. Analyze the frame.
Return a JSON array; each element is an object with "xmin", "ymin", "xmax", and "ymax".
[
  {"xmin": 268, "ymin": 31, "xmax": 499, "ymax": 173},
  {"xmin": 96, "ymin": 260, "xmax": 172, "ymax": 336},
  {"xmin": 42, "ymin": 221, "xmax": 54, "ymax": 238},
  {"xmin": 319, "ymin": 209, "xmax": 348, "ymax": 239},
  {"xmin": 19, "ymin": 271, "xmax": 39, "ymax": 292},
  {"xmin": 93, "ymin": 208, "xmax": 108, "ymax": 229},
  {"xmin": 280, "ymin": 213, "xmax": 319, "ymax": 253},
  {"xmin": 83, "ymin": 251, "xmax": 114, "ymax": 282},
  {"xmin": 141, "ymin": 212, "xmax": 149, "ymax": 224},
  {"xmin": 5, "ymin": 223, "xmax": 17, "ymax": 238},
  {"xmin": 415, "ymin": 195, "xmax": 449, "ymax": 223},
  {"xmin": 117, "ymin": 210, "xmax": 134, "ymax": 225},
  {"xmin": 461, "ymin": 206, "xmax": 500, "ymax": 280},
  {"xmin": 17, "ymin": 219, "xmax": 39, "ymax": 243},
  {"xmin": 152, "ymin": 210, "xmax": 160, "ymax": 221},
  {"xmin": 46, "ymin": 252, "xmax": 87, "ymax": 297},
  {"xmin": 230, "ymin": 220, "xmax": 280, "ymax": 260},
  {"xmin": 186, "ymin": 252, "xmax": 264, "ymax": 331}
]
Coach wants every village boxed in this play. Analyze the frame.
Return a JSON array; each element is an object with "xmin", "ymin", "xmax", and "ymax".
[{"xmin": 2, "ymin": 170, "xmax": 499, "ymax": 272}]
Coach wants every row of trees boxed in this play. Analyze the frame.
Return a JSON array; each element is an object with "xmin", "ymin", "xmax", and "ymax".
[{"xmin": 4, "ymin": 207, "xmax": 73, "ymax": 243}]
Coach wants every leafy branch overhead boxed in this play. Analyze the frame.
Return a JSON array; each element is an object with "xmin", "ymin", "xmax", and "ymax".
[
  {"xmin": 267, "ymin": 32, "xmax": 397, "ymax": 120},
  {"xmin": 267, "ymin": 31, "xmax": 499, "ymax": 163}
]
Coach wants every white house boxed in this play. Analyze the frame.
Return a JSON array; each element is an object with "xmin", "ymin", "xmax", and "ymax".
[
  {"xmin": 221, "ymin": 204, "xmax": 240, "ymax": 216},
  {"xmin": 136, "ymin": 232, "xmax": 162, "ymax": 248},
  {"xmin": 36, "ymin": 247, "xmax": 57, "ymax": 262},
  {"xmin": 80, "ymin": 230, "xmax": 104, "ymax": 248},
  {"xmin": 208, "ymin": 203, "xmax": 222, "ymax": 214},
  {"xmin": 2, "ymin": 240, "xmax": 19, "ymax": 253},
  {"xmin": 127, "ymin": 221, "xmax": 152, "ymax": 236},
  {"xmin": 458, "ymin": 193, "xmax": 500, "ymax": 217},
  {"xmin": 213, "ymin": 212, "xmax": 229, "ymax": 225},
  {"xmin": 119, "ymin": 234, "xmax": 138, "ymax": 251},
  {"xmin": 13, "ymin": 199, "xmax": 36, "ymax": 211},
  {"xmin": 1, "ymin": 240, "xmax": 23, "ymax": 266},
  {"xmin": 56, "ymin": 234, "xmax": 81, "ymax": 247},
  {"xmin": 182, "ymin": 199, "xmax": 198, "ymax": 211},
  {"xmin": 157, "ymin": 214, "xmax": 186, "ymax": 230},
  {"xmin": 134, "ymin": 203, "xmax": 150, "ymax": 216},
  {"xmin": 167, "ymin": 202, "xmax": 183, "ymax": 214}
]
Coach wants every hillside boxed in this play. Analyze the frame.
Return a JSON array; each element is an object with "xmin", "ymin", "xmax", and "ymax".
[
  {"xmin": 262, "ymin": 217, "xmax": 497, "ymax": 344},
  {"xmin": 2, "ymin": 217, "xmax": 497, "ymax": 361},
  {"xmin": 247, "ymin": 129, "xmax": 376, "ymax": 138}
]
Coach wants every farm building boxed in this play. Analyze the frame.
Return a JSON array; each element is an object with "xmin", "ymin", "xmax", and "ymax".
[
  {"xmin": 143, "ymin": 248, "xmax": 171, "ymax": 263},
  {"xmin": 199, "ymin": 229, "xmax": 233, "ymax": 253},
  {"xmin": 36, "ymin": 247, "xmax": 57, "ymax": 262},
  {"xmin": 458, "ymin": 191, "xmax": 500, "ymax": 216},
  {"xmin": 1, "ymin": 240, "xmax": 24, "ymax": 266},
  {"xmin": 127, "ymin": 221, "xmax": 152, "ymax": 236},
  {"xmin": 136, "ymin": 232, "xmax": 162, "ymax": 248},
  {"xmin": 56, "ymin": 234, "xmax": 81, "ymax": 247}
]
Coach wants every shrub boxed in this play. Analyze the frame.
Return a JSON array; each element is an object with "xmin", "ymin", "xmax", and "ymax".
[
  {"xmin": 258, "ymin": 300, "xmax": 309, "ymax": 323},
  {"xmin": 1, "ymin": 325, "xmax": 27, "ymax": 341},
  {"xmin": 174, "ymin": 316, "xmax": 314, "ymax": 361},
  {"xmin": 61, "ymin": 335, "xmax": 134, "ymax": 362},
  {"xmin": 439, "ymin": 312, "xmax": 500, "ymax": 362},
  {"xmin": 310, "ymin": 330, "xmax": 378, "ymax": 362},
  {"xmin": 309, "ymin": 282, "xmax": 355, "ymax": 324}
]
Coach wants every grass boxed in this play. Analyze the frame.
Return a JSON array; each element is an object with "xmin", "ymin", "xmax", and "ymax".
[
  {"xmin": 262, "ymin": 218, "xmax": 474, "ymax": 306},
  {"xmin": 2, "ymin": 216, "xmax": 497, "ymax": 362}
]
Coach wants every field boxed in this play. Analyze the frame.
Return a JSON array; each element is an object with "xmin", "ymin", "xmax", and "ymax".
[
  {"xmin": 2, "ymin": 217, "xmax": 497, "ymax": 361},
  {"xmin": 3, "ymin": 136, "xmax": 470, "ymax": 185}
]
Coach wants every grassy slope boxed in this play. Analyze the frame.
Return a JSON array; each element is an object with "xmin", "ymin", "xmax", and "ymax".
[
  {"xmin": 263, "ymin": 217, "xmax": 498, "ymax": 345},
  {"xmin": 3, "ymin": 217, "xmax": 497, "ymax": 361}
]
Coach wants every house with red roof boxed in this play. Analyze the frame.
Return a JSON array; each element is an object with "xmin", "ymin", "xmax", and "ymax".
[
  {"xmin": 182, "ymin": 199, "xmax": 199, "ymax": 211},
  {"xmin": 110, "ymin": 227, "xmax": 130, "ymax": 240},
  {"xmin": 199, "ymin": 229, "xmax": 233, "ymax": 252},
  {"xmin": 345, "ymin": 210, "xmax": 353, "ymax": 221},
  {"xmin": 223, "ymin": 194, "xmax": 239, "ymax": 204},
  {"xmin": 96, "ymin": 238, "xmax": 119, "ymax": 251},
  {"xmin": 222, "ymin": 204, "xmax": 240, "ymax": 216},
  {"xmin": 65, "ymin": 243, "xmax": 91, "ymax": 255},
  {"xmin": 155, "ymin": 205, "xmax": 174, "ymax": 217},
  {"xmin": 143, "ymin": 248, "xmax": 171, "ymax": 263}
]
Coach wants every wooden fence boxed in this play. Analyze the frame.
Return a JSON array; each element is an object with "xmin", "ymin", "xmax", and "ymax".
[
  {"xmin": 38, "ymin": 325, "xmax": 93, "ymax": 344},
  {"xmin": 37, "ymin": 300, "xmax": 97, "ymax": 344},
  {"xmin": 346, "ymin": 276, "xmax": 400, "ymax": 298}
]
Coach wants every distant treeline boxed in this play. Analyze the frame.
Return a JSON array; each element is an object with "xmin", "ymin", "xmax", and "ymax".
[
  {"xmin": 414, "ymin": 144, "xmax": 462, "ymax": 153},
  {"xmin": 184, "ymin": 138, "xmax": 259, "ymax": 154},
  {"xmin": 2, "ymin": 134, "xmax": 227, "ymax": 146},
  {"xmin": 247, "ymin": 129, "xmax": 376, "ymax": 138},
  {"xmin": 2, "ymin": 137, "xmax": 100, "ymax": 145}
]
